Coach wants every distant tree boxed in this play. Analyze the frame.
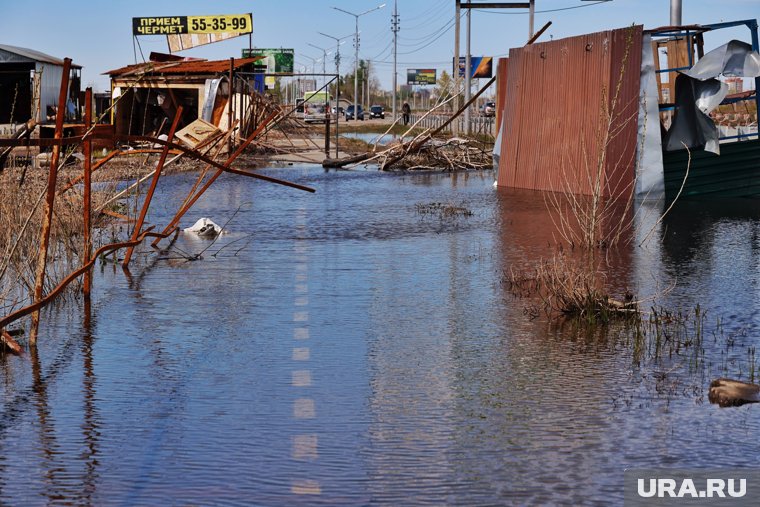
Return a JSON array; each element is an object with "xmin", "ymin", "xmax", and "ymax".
[{"xmin": 435, "ymin": 70, "xmax": 454, "ymax": 99}]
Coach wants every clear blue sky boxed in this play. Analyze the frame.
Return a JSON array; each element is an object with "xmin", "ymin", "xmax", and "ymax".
[{"xmin": 1, "ymin": 0, "xmax": 758, "ymax": 92}]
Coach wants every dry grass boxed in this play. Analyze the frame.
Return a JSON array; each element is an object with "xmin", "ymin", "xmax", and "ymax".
[
  {"xmin": 506, "ymin": 253, "xmax": 636, "ymax": 322},
  {"xmin": 0, "ymin": 163, "xmax": 123, "ymax": 317}
]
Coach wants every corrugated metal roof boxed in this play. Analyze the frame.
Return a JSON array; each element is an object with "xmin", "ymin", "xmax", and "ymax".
[
  {"xmin": 0, "ymin": 44, "xmax": 82, "ymax": 68},
  {"xmin": 106, "ymin": 57, "xmax": 265, "ymax": 77},
  {"xmin": 497, "ymin": 26, "xmax": 643, "ymax": 200}
]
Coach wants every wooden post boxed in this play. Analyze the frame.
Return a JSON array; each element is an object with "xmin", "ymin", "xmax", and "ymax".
[
  {"xmin": 325, "ymin": 115, "xmax": 330, "ymax": 156},
  {"xmin": 83, "ymin": 87, "xmax": 93, "ymax": 300},
  {"xmin": 29, "ymin": 57, "xmax": 71, "ymax": 346},
  {"xmin": 122, "ymin": 107, "xmax": 183, "ymax": 268}
]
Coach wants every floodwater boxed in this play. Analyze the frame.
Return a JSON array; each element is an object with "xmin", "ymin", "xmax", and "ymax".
[
  {"xmin": 2, "ymin": 166, "xmax": 760, "ymax": 506},
  {"xmin": 340, "ymin": 131, "xmax": 411, "ymax": 146}
]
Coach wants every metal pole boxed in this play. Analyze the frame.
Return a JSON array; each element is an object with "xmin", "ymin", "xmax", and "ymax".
[
  {"xmin": 122, "ymin": 107, "xmax": 183, "ymax": 268},
  {"xmin": 335, "ymin": 50, "xmax": 341, "ymax": 157},
  {"xmin": 366, "ymin": 59, "xmax": 370, "ymax": 110},
  {"xmin": 529, "ymin": 0, "xmax": 535, "ymax": 38},
  {"xmin": 465, "ymin": 8, "xmax": 471, "ymax": 135},
  {"xmin": 392, "ymin": 0, "xmax": 399, "ymax": 122},
  {"xmin": 228, "ymin": 58, "xmax": 234, "ymax": 151},
  {"xmin": 454, "ymin": 0, "xmax": 460, "ymax": 135},
  {"xmin": 83, "ymin": 87, "xmax": 92, "ymax": 300},
  {"xmin": 29, "ymin": 57, "xmax": 71, "ymax": 345},
  {"xmin": 670, "ymin": 0, "xmax": 682, "ymax": 26},
  {"xmin": 354, "ymin": 15, "xmax": 359, "ymax": 120}
]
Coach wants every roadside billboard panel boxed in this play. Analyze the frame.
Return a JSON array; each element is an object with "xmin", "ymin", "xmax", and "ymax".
[
  {"xmin": 407, "ymin": 69, "xmax": 437, "ymax": 86},
  {"xmin": 241, "ymin": 48, "xmax": 295, "ymax": 74},
  {"xmin": 455, "ymin": 56, "xmax": 493, "ymax": 79}
]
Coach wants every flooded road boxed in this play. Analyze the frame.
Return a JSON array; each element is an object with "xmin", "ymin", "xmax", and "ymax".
[{"xmin": 2, "ymin": 166, "xmax": 760, "ymax": 505}]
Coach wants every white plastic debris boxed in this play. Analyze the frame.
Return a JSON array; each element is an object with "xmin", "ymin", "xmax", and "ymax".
[{"xmin": 184, "ymin": 218, "xmax": 223, "ymax": 238}]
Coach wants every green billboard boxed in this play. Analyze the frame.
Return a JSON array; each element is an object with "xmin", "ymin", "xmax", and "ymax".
[{"xmin": 241, "ymin": 48, "xmax": 294, "ymax": 73}]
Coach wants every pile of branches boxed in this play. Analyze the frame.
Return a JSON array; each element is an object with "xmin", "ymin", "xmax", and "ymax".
[{"xmin": 387, "ymin": 137, "xmax": 492, "ymax": 171}]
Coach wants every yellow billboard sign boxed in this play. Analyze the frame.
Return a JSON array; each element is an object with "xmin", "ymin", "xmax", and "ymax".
[{"xmin": 132, "ymin": 14, "xmax": 252, "ymax": 36}]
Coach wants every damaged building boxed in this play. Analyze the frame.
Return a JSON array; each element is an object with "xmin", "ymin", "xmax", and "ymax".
[
  {"xmin": 106, "ymin": 55, "xmax": 266, "ymax": 145},
  {"xmin": 0, "ymin": 44, "xmax": 81, "ymax": 126}
]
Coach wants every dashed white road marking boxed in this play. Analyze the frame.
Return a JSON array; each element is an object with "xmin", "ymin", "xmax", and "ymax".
[
  {"xmin": 292, "ymin": 434, "xmax": 318, "ymax": 461},
  {"xmin": 291, "ymin": 479, "xmax": 321, "ymax": 495},
  {"xmin": 295, "ymin": 296, "xmax": 309, "ymax": 307},
  {"xmin": 292, "ymin": 347, "xmax": 310, "ymax": 361},
  {"xmin": 293, "ymin": 311, "xmax": 309, "ymax": 322},
  {"xmin": 292, "ymin": 370, "xmax": 312, "ymax": 387},
  {"xmin": 293, "ymin": 327, "xmax": 309, "ymax": 340},
  {"xmin": 293, "ymin": 398, "xmax": 316, "ymax": 419}
]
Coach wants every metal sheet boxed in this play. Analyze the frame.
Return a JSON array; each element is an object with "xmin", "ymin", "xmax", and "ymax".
[
  {"xmin": 106, "ymin": 57, "xmax": 263, "ymax": 77},
  {"xmin": 0, "ymin": 44, "xmax": 82, "ymax": 68},
  {"xmin": 497, "ymin": 26, "xmax": 643, "ymax": 199}
]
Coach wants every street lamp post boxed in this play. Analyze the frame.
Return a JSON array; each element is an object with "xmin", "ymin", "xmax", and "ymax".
[
  {"xmin": 332, "ymin": 3, "xmax": 385, "ymax": 120},
  {"xmin": 307, "ymin": 43, "xmax": 332, "ymax": 88},
  {"xmin": 318, "ymin": 32, "xmax": 352, "ymax": 158}
]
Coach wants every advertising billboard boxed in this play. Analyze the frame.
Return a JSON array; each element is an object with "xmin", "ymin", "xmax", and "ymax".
[
  {"xmin": 132, "ymin": 13, "xmax": 253, "ymax": 53},
  {"xmin": 455, "ymin": 56, "xmax": 493, "ymax": 79},
  {"xmin": 241, "ymin": 48, "xmax": 295, "ymax": 74},
  {"xmin": 407, "ymin": 69, "xmax": 437, "ymax": 86},
  {"xmin": 133, "ymin": 14, "xmax": 252, "ymax": 36}
]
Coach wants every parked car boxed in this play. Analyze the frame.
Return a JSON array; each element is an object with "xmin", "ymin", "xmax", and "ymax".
[
  {"xmin": 331, "ymin": 106, "xmax": 344, "ymax": 116},
  {"xmin": 481, "ymin": 101, "xmax": 496, "ymax": 117},
  {"xmin": 369, "ymin": 105, "xmax": 385, "ymax": 119},
  {"xmin": 345, "ymin": 105, "xmax": 364, "ymax": 121}
]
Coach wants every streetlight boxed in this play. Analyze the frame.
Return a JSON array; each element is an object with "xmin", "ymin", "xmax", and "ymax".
[
  {"xmin": 307, "ymin": 43, "xmax": 331, "ymax": 77},
  {"xmin": 318, "ymin": 32, "xmax": 352, "ymax": 95},
  {"xmin": 318, "ymin": 32, "xmax": 352, "ymax": 159},
  {"xmin": 332, "ymin": 3, "xmax": 385, "ymax": 120}
]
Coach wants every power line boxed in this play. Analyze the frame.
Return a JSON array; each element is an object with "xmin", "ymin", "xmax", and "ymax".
[{"xmin": 475, "ymin": 0, "xmax": 611, "ymax": 15}]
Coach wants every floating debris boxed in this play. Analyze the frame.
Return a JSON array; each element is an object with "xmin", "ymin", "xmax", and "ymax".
[{"xmin": 184, "ymin": 217, "xmax": 223, "ymax": 238}]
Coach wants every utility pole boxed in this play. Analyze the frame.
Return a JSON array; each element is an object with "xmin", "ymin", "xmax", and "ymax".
[
  {"xmin": 670, "ymin": 0, "xmax": 682, "ymax": 25},
  {"xmin": 454, "ymin": 0, "xmax": 460, "ymax": 135},
  {"xmin": 529, "ymin": 0, "xmax": 535, "ymax": 38},
  {"xmin": 392, "ymin": 0, "xmax": 399, "ymax": 122},
  {"xmin": 366, "ymin": 59, "xmax": 371, "ymax": 110},
  {"xmin": 464, "ymin": 8, "xmax": 471, "ymax": 134}
]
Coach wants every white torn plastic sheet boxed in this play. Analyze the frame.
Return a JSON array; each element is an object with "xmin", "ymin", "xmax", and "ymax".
[{"xmin": 184, "ymin": 218, "xmax": 223, "ymax": 238}]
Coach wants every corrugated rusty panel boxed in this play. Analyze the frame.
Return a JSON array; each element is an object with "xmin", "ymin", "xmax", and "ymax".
[
  {"xmin": 106, "ymin": 57, "xmax": 263, "ymax": 77},
  {"xmin": 497, "ymin": 26, "xmax": 643, "ymax": 200},
  {"xmin": 605, "ymin": 26, "xmax": 643, "ymax": 200}
]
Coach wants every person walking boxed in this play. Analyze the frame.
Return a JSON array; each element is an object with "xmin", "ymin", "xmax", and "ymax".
[{"xmin": 402, "ymin": 102, "xmax": 411, "ymax": 126}]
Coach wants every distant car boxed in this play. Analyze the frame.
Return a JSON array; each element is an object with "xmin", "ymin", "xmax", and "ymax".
[
  {"xmin": 331, "ymin": 106, "xmax": 345, "ymax": 116},
  {"xmin": 369, "ymin": 105, "xmax": 385, "ymax": 119},
  {"xmin": 481, "ymin": 101, "xmax": 496, "ymax": 117},
  {"xmin": 345, "ymin": 105, "xmax": 364, "ymax": 121},
  {"xmin": 304, "ymin": 103, "xmax": 328, "ymax": 123}
]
